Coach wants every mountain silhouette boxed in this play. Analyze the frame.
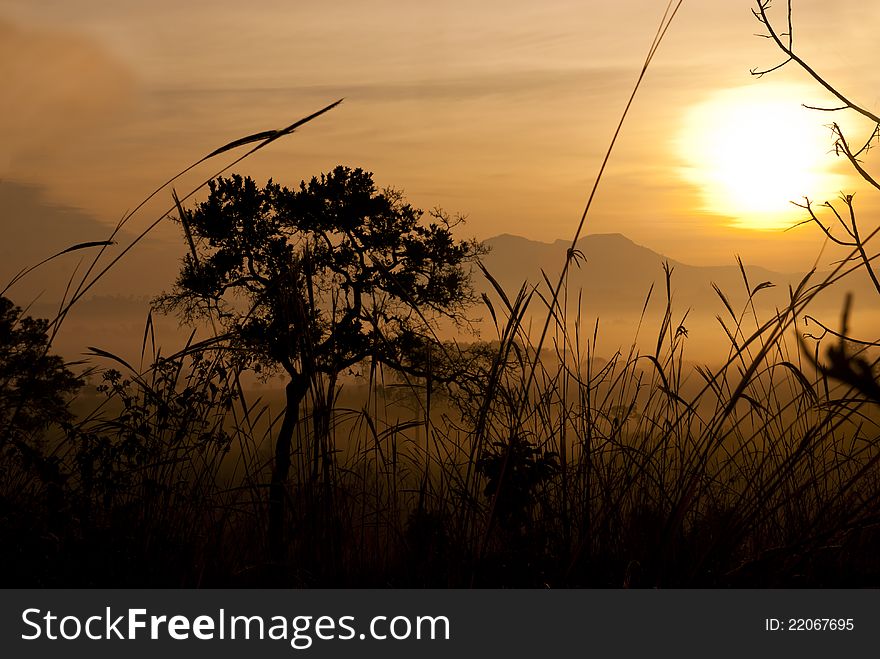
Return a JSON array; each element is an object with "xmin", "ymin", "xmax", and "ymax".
[{"xmin": 479, "ymin": 232, "xmax": 876, "ymax": 361}]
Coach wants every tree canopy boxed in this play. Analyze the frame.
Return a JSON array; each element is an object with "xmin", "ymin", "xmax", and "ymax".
[
  {"xmin": 157, "ymin": 166, "xmax": 483, "ymax": 383},
  {"xmin": 0, "ymin": 296, "xmax": 82, "ymax": 449}
]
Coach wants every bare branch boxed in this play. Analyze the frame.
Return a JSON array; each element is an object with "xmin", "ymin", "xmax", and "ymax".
[
  {"xmin": 852, "ymin": 124, "xmax": 880, "ymax": 158},
  {"xmin": 801, "ymin": 104, "xmax": 848, "ymax": 112},
  {"xmin": 790, "ymin": 198, "xmax": 852, "ymax": 246},
  {"xmin": 750, "ymin": 57, "xmax": 792, "ymax": 77},
  {"xmin": 843, "ymin": 193, "xmax": 880, "ymax": 295},
  {"xmin": 803, "ymin": 315, "xmax": 880, "ymax": 347},
  {"xmin": 835, "ymin": 127, "xmax": 880, "ymax": 192},
  {"xmin": 753, "ymin": 0, "xmax": 880, "ymax": 125}
]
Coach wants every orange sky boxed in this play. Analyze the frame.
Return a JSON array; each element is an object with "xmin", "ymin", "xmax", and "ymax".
[{"xmin": 2, "ymin": 0, "xmax": 879, "ymax": 275}]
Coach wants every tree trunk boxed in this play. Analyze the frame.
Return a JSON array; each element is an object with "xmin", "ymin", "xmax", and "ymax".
[{"xmin": 268, "ymin": 375, "xmax": 308, "ymax": 566}]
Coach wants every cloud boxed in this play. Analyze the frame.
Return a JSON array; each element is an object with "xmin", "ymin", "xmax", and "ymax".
[
  {"xmin": 154, "ymin": 65, "xmax": 631, "ymax": 104},
  {"xmin": 0, "ymin": 19, "xmax": 135, "ymax": 173}
]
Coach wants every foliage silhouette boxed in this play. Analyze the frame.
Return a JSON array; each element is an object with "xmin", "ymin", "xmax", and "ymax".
[
  {"xmin": 0, "ymin": 297, "xmax": 82, "ymax": 580},
  {"xmin": 477, "ymin": 433, "xmax": 559, "ymax": 532},
  {"xmin": 156, "ymin": 166, "xmax": 484, "ymax": 562},
  {"xmin": 0, "ymin": 296, "xmax": 82, "ymax": 462}
]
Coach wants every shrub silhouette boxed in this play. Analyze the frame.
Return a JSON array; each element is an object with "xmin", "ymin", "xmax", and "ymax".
[
  {"xmin": 156, "ymin": 166, "xmax": 483, "ymax": 562},
  {"xmin": 0, "ymin": 296, "xmax": 81, "ymax": 466},
  {"xmin": 477, "ymin": 434, "xmax": 559, "ymax": 533},
  {"xmin": 0, "ymin": 297, "xmax": 82, "ymax": 582}
]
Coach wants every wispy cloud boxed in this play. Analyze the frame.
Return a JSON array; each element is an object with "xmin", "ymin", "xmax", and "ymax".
[
  {"xmin": 152, "ymin": 66, "xmax": 631, "ymax": 102},
  {"xmin": 0, "ymin": 19, "xmax": 135, "ymax": 173}
]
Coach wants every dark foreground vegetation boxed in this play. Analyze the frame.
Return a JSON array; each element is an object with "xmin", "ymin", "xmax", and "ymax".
[{"xmin": 1, "ymin": 0, "xmax": 879, "ymax": 587}]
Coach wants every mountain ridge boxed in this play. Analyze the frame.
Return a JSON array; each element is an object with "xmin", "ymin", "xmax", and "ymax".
[
  {"xmin": 476, "ymin": 232, "xmax": 876, "ymax": 359},
  {"xmin": 485, "ymin": 232, "xmax": 792, "ymax": 279}
]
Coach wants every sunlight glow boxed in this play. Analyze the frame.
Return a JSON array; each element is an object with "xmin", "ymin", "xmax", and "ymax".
[{"xmin": 676, "ymin": 85, "xmax": 848, "ymax": 230}]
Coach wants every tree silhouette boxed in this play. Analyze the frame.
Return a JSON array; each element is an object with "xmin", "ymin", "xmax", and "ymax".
[
  {"xmin": 0, "ymin": 295, "xmax": 82, "ymax": 538},
  {"xmin": 0, "ymin": 296, "xmax": 82, "ymax": 454},
  {"xmin": 156, "ymin": 166, "xmax": 483, "ymax": 562}
]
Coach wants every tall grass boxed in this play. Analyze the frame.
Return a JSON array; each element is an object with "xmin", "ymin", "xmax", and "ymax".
[{"xmin": 4, "ymin": 257, "xmax": 879, "ymax": 586}]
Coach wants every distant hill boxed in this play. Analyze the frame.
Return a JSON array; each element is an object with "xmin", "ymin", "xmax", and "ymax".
[
  {"xmin": 478, "ymin": 233, "xmax": 878, "ymax": 360},
  {"xmin": 0, "ymin": 180, "xmax": 183, "ymax": 301},
  {"xmin": 482, "ymin": 232, "xmax": 794, "ymax": 310}
]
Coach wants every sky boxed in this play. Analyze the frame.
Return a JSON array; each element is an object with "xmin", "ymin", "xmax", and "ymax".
[{"xmin": 2, "ymin": 0, "xmax": 879, "ymax": 286}]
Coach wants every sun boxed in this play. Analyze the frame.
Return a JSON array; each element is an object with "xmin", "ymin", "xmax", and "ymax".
[{"xmin": 676, "ymin": 85, "xmax": 848, "ymax": 230}]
